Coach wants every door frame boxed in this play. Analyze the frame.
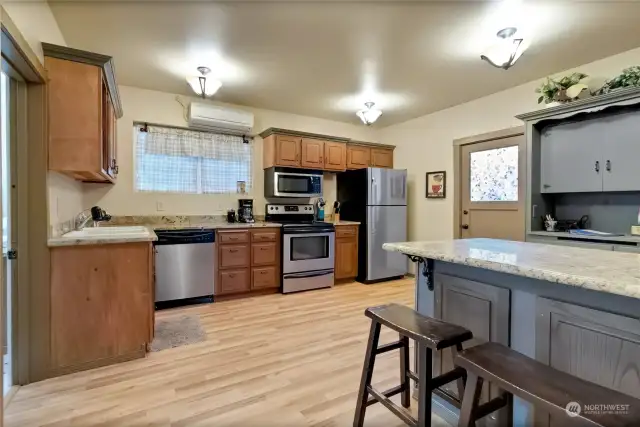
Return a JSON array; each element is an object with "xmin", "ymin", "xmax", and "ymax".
[
  {"xmin": 452, "ymin": 126, "xmax": 525, "ymax": 239},
  {"xmin": 1, "ymin": 5, "xmax": 49, "ymax": 397}
]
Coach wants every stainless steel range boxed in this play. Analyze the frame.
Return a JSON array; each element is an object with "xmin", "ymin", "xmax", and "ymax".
[{"xmin": 265, "ymin": 204, "xmax": 335, "ymax": 294}]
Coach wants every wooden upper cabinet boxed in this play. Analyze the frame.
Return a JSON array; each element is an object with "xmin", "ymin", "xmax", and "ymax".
[
  {"xmin": 275, "ymin": 135, "xmax": 301, "ymax": 167},
  {"xmin": 347, "ymin": 145, "xmax": 371, "ymax": 169},
  {"xmin": 44, "ymin": 43, "xmax": 122, "ymax": 183},
  {"xmin": 371, "ymin": 147, "xmax": 394, "ymax": 168},
  {"xmin": 324, "ymin": 141, "xmax": 347, "ymax": 171},
  {"xmin": 301, "ymin": 138, "xmax": 325, "ymax": 169}
]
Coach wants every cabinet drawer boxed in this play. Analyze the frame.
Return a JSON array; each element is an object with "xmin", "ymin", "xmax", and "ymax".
[
  {"xmin": 218, "ymin": 231, "xmax": 249, "ymax": 244},
  {"xmin": 219, "ymin": 269, "xmax": 250, "ymax": 294},
  {"xmin": 252, "ymin": 242, "xmax": 277, "ymax": 266},
  {"xmin": 219, "ymin": 245, "xmax": 250, "ymax": 268},
  {"xmin": 252, "ymin": 266, "xmax": 278, "ymax": 289},
  {"xmin": 251, "ymin": 230, "xmax": 278, "ymax": 242},
  {"xmin": 336, "ymin": 226, "xmax": 358, "ymax": 238}
]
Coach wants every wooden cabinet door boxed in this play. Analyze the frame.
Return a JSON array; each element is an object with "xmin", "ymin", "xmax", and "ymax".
[
  {"xmin": 324, "ymin": 142, "xmax": 347, "ymax": 171},
  {"xmin": 347, "ymin": 146, "xmax": 371, "ymax": 169},
  {"xmin": 251, "ymin": 242, "xmax": 277, "ymax": 266},
  {"xmin": 335, "ymin": 238, "xmax": 358, "ymax": 279},
  {"xmin": 219, "ymin": 245, "xmax": 250, "ymax": 268},
  {"xmin": 275, "ymin": 135, "xmax": 301, "ymax": 167},
  {"xmin": 301, "ymin": 138, "xmax": 324, "ymax": 169},
  {"xmin": 219, "ymin": 269, "xmax": 250, "ymax": 294},
  {"xmin": 434, "ymin": 274, "xmax": 510, "ymax": 403},
  {"xmin": 251, "ymin": 266, "xmax": 278, "ymax": 289},
  {"xmin": 540, "ymin": 119, "xmax": 603, "ymax": 193},
  {"xmin": 370, "ymin": 148, "xmax": 393, "ymax": 168},
  {"xmin": 536, "ymin": 298, "xmax": 640, "ymax": 426}
]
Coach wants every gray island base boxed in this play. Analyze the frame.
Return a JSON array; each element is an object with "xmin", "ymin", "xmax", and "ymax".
[{"xmin": 383, "ymin": 238, "xmax": 640, "ymax": 426}]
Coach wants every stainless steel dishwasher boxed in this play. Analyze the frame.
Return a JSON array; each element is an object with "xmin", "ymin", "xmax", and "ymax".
[{"xmin": 154, "ymin": 229, "xmax": 215, "ymax": 305}]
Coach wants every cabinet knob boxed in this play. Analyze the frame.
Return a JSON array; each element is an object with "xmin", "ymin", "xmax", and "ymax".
[
  {"xmin": 463, "ymin": 210, "xmax": 469, "ymax": 215},
  {"xmin": 462, "ymin": 224, "xmax": 469, "ymax": 230},
  {"xmin": 229, "ymin": 249, "xmax": 238, "ymax": 253}
]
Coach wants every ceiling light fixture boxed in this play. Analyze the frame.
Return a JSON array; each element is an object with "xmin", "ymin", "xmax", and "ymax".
[
  {"xmin": 356, "ymin": 102, "xmax": 382, "ymax": 125},
  {"xmin": 186, "ymin": 66, "xmax": 222, "ymax": 98},
  {"xmin": 481, "ymin": 27, "xmax": 525, "ymax": 70}
]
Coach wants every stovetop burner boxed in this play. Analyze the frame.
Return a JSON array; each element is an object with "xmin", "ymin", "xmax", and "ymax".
[{"xmin": 265, "ymin": 204, "xmax": 335, "ymax": 231}]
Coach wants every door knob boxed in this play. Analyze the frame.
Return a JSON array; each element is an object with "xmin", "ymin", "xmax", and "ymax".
[{"xmin": 462, "ymin": 224, "xmax": 469, "ymax": 229}]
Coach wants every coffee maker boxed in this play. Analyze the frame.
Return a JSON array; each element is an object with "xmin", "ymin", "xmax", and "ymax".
[{"xmin": 238, "ymin": 199, "xmax": 255, "ymax": 223}]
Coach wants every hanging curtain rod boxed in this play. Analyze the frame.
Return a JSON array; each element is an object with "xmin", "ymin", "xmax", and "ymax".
[{"xmin": 134, "ymin": 121, "xmax": 256, "ymax": 139}]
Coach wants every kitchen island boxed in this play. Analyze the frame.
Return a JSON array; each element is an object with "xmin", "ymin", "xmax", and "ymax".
[{"xmin": 383, "ymin": 238, "xmax": 640, "ymax": 427}]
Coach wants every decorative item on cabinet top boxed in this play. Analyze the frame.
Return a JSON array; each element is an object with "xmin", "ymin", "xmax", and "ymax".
[
  {"xmin": 43, "ymin": 43, "xmax": 122, "ymax": 184},
  {"xmin": 259, "ymin": 128, "xmax": 395, "ymax": 171}
]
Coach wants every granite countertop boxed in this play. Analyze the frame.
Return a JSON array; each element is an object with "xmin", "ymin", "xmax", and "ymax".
[
  {"xmin": 529, "ymin": 230, "xmax": 640, "ymax": 244},
  {"xmin": 328, "ymin": 220, "xmax": 361, "ymax": 226},
  {"xmin": 383, "ymin": 238, "xmax": 640, "ymax": 299},
  {"xmin": 48, "ymin": 221, "xmax": 282, "ymax": 247}
]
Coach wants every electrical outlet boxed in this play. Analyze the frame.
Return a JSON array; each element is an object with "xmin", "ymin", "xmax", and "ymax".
[{"xmin": 156, "ymin": 201, "xmax": 165, "ymax": 212}]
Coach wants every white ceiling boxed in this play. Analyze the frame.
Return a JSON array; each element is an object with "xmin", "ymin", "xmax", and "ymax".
[{"xmin": 49, "ymin": 1, "xmax": 640, "ymax": 127}]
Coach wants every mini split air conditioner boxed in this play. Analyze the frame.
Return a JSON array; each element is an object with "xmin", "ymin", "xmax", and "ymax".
[{"xmin": 188, "ymin": 102, "xmax": 254, "ymax": 135}]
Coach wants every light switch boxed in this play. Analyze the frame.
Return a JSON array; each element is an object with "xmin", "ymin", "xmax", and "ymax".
[{"xmin": 156, "ymin": 201, "xmax": 165, "ymax": 211}]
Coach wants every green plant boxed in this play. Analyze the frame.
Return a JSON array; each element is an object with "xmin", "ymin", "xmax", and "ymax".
[
  {"xmin": 598, "ymin": 66, "xmax": 640, "ymax": 94},
  {"xmin": 535, "ymin": 72, "xmax": 588, "ymax": 104}
]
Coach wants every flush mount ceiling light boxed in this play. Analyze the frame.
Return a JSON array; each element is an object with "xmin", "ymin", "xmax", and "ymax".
[
  {"xmin": 481, "ymin": 27, "xmax": 526, "ymax": 70},
  {"xmin": 356, "ymin": 102, "xmax": 382, "ymax": 125},
  {"xmin": 186, "ymin": 66, "xmax": 222, "ymax": 98}
]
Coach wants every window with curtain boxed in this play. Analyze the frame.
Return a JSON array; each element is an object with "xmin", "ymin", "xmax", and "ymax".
[{"xmin": 134, "ymin": 125, "xmax": 253, "ymax": 194}]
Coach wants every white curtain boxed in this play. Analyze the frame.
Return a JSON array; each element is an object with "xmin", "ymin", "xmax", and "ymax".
[{"xmin": 135, "ymin": 125, "xmax": 253, "ymax": 194}]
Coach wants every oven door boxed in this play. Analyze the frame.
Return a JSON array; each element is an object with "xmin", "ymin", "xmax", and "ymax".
[
  {"xmin": 274, "ymin": 171, "xmax": 323, "ymax": 198},
  {"xmin": 282, "ymin": 231, "xmax": 335, "ymax": 274}
]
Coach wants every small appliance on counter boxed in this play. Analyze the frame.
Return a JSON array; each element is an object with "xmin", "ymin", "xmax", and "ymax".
[
  {"xmin": 238, "ymin": 199, "xmax": 255, "ymax": 223},
  {"xmin": 227, "ymin": 209, "xmax": 237, "ymax": 223},
  {"xmin": 265, "ymin": 203, "xmax": 335, "ymax": 294},
  {"xmin": 90, "ymin": 205, "xmax": 112, "ymax": 223},
  {"xmin": 541, "ymin": 215, "xmax": 589, "ymax": 232}
]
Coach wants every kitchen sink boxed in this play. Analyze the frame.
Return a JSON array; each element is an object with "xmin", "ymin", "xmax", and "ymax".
[{"xmin": 63, "ymin": 226, "xmax": 150, "ymax": 238}]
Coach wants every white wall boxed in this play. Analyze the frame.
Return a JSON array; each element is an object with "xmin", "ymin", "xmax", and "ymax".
[
  {"xmin": 380, "ymin": 46, "xmax": 640, "ymax": 244},
  {"xmin": 2, "ymin": 1, "xmax": 85, "ymax": 230},
  {"xmin": 83, "ymin": 85, "xmax": 378, "ymax": 216}
]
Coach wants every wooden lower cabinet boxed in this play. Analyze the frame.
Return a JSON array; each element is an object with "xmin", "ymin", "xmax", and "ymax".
[
  {"xmin": 216, "ymin": 228, "xmax": 281, "ymax": 296},
  {"xmin": 335, "ymin": 224, "xmax": 358, "ymax": 280},
  {"xmin": 50, "ymin": 243, "xmax": 153, "ymax": 373}
]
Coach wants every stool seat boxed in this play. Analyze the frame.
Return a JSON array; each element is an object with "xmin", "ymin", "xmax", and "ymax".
[
  {"xmin": 366, "ymin": 303, "xmax": 473, "ymax": 350},
  {"xmin": 456, "ymin": 342, "xmax": 640, "ymax": 427}
]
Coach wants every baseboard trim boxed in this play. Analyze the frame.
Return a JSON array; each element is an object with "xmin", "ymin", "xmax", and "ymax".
[{"xmin": 4, "ymin": 385, "xmax": 19, "ymax": 408}]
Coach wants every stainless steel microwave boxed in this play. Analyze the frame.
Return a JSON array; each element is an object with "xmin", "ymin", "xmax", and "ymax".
[{"xmin": 264, "ymin": 167, "xmax": 323, "ymax": 198}]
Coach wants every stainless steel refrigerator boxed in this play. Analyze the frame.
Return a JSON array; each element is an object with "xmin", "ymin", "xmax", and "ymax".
[{"xmin": 337, "ymin": 167, "xmax": 407, "ymax": 283}]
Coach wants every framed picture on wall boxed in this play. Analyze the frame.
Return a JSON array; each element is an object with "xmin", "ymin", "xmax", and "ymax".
[{"xmin": 426, "ymin": 171, "xmax": 446, "ymax": 198}]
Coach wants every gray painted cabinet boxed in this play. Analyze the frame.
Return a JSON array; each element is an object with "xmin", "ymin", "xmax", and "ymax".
[
  {"xmin": 540, "ymin": 119, "xmax": 603, "ymax": 193},
  {"xmin": 600, "ymin": 110, "xmax": 640, "ymax": 191},
  {"xmin": 434, "ymin": 274, "xmax": 510, "ymax": 404},
  {"xmin": 536, "ymin": 297, "xmax": 640, "ymax": 426}
]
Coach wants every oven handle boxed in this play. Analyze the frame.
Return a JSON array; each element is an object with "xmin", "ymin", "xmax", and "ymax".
[
  {"xmin": 283, "ymin": 227, "xmax": 335, "ymax": 234},
  {"xmin": 283, "ymin": 269, "xmax": 334, "ymax": 279}
]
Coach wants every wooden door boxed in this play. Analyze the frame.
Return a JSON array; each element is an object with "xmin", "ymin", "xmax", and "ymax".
[
  {"xmin": 300, "ymin": 138, "xmax": 324, "ymax": 169},
  {"xmin": 600, "ymin": 110, "xmax": 640, "ymax": 191},
  {"xmin": 536, "ymin": 297, "xmax": 640, "ymax": 426},
  {"xmin": 347, "ymin": 145, "xmax": 370, "ymax": 169},
  {"xmin": 460, "ymin": 135, "xmax": 525, "ymax": 241},
  {"xmin": 539, "ymin": 119, "xmax": 603, "ymax": 193},
  {"xmin": 434, "ymin": 274, "xmax": 510, "ymax": 404},
  {"xmin": 275, "ymin": 135, "xmax": 301, "ymax": 167},
  {"xmin": 370, "ymin": 148, "xmax": 393, "ymax": 168},
  {"xmin": 335, "ymin": 238, "xmax": 357, "ymax": 279},
  {"xmin": 324, "ymin": 141, "xmax": 347, "ymax": 171}
]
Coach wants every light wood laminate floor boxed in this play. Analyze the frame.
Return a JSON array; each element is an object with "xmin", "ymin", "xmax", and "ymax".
[{"xmin": 6, "ymin": 279, "xmax": 450, "ymax": 426}]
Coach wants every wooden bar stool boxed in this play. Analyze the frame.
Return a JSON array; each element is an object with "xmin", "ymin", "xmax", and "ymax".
[
  {"xmin": 455, "ymin": 342, "xmax": 640, "ymax": 427},
  {"xmin": 353, "ymin": 303, "xmax": 473, "ymax": 427}
]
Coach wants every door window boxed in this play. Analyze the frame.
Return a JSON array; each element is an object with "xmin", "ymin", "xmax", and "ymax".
[
  {"xmin": 290, "ymin": 236, "xmax": 329, "ymax": 261},
  {"xmin": 470, "ymin": 145, "xmax": 518, "ymax": 202}
]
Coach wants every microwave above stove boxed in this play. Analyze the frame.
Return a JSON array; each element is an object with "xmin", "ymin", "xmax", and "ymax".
[{"xmin": 264, "ymin": 167, "xmax": 323, "ymax": 198}]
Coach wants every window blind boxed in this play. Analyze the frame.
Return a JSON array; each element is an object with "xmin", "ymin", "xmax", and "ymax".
[{"xmin": 135, "ymin": 125, "xmax": 253, "ymax": 194}]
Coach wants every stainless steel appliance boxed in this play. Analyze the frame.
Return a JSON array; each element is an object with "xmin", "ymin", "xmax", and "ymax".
[
  {"xmin": 265, "ymin": 204, "xmax": 335, "ymax": 293},
  {"xmin": 337, "ymin": 167, "xmax": 407, "ymax": 283},
  {"xmin": 238, "ymin": 199, "xmax": 255, "ymax": 223},
  {"xmin": 264, "ymin": 167, "xmax": 323, "ymax": 198},
  {"xmin": 154, "ymin": 229, "xmax": 215, "ymax": 306}
]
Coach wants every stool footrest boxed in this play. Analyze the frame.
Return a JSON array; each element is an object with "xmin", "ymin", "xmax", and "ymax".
[
  {"xmin": 475, "ymin": 394, "xmax": 509, "ymax": 420},
  {"xmin": 366, "ymin": 385, "xmax": 417, "ymax": 427},
  {"xmin": 374, "ymin": 340, "xmax": 404, "ymax": 355},
  {"xmin": 365, "ymin": 384, "xmax": 406, "ymax": 407},
  {"xmin": 429, "ymin": 366, "xmax": 466, "ymax": 390}
]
